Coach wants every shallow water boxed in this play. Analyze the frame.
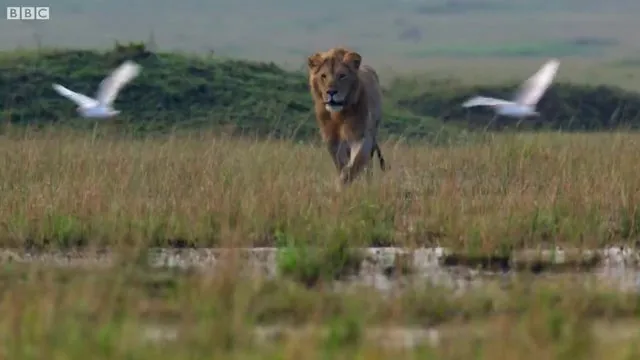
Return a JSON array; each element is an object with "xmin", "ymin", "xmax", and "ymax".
[
  {"xmin": 6, "ymin": 246, "xmax": 640, "ymax": 350},
  {"xmin": 1, "ymin": 246, "xmax": 640, "ymax": 293}
]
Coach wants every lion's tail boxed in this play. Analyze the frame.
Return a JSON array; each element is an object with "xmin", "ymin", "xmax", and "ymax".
[{"xmin": 370, "ymin": 142, "xmax": 386, "ymax": 171}]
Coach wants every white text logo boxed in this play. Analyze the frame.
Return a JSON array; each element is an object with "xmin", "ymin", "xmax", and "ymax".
[{"xmin": 6, "ymin": 6, "xmax": 50, "ymax": 20}]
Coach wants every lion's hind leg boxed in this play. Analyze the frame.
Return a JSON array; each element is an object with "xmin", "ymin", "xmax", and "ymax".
[
  {"xmin": 361, "ymin": 143, "xmax": 382, "ymax": 181},
  {"xmin": 347, "ymin": 144, "xmax": 383, "ymax": 171}
]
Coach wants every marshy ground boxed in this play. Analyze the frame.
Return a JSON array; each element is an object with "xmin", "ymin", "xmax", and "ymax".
[{"xmin": 1, "ymin": 128, "xmax": 640, "ymax": 358}]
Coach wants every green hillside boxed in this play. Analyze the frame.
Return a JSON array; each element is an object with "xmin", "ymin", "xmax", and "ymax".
[
  {"xmin": 0, "ymin": 43, "xmax": 452, "ymax": 141},
  {"xmin": 4, "ymin": 43, "xmax": 640, "ymax": 139}
]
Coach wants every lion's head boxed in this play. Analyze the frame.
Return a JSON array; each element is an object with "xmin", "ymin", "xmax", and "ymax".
[{"xmin": 307, "ymin": 48, "xmax": 362, "ymax": 113}]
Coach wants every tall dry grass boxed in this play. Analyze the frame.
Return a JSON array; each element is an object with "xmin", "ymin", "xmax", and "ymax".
[{"xmin": 0, "ymin": 127, "xmax": 639, "ymax": 250}]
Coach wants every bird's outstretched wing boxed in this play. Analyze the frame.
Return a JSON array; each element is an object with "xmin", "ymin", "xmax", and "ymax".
[
  {"xmin": 461, "ymin": 96, "xmax": 513, "ymax": 108},
  {"xmin": 513, "ymin": 59, "xmax": 560, "ymax": 106},
  {"xmin": 95, "ymin": 60, "xmax": 141, "ymax": 106},
  {"xmin": 52, "ymin": 84, "xmax": 99, "ymax": 107}
]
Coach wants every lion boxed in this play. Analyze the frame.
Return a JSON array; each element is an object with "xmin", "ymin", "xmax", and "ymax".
[{"xmin": 307, "ymin": 47, "xmax": 386, "ymax": 186}]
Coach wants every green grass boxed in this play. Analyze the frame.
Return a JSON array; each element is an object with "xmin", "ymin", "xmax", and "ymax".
[
  {"xmin": 0, "ymin": 127, "xmax": 639, "ymax": 251},
  {"xmin": 1, "ymin": 260, "xmax": 639, "ymax": 359}
]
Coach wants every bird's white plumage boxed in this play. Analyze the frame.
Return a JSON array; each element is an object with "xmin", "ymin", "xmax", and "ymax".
[
  {"xmin": 52, "ymin": 60, "xmax": 141, "ymax": 119},
  {"xmin": 95, "ymin": 61, "xmax": 141, "ymax": 106},
  {"xmin": 52, "ymin": 84, "xmax": 99, "ymax": 107},
  {"xmin": 459, "ymin": 59, "xmax": 560, "ymax": 119},
  {"xmin": 512, "ymin": 59, "xmax": 560, "ymax": 106},
  {"xmin": 461, "ymin": 96, "xmax": 513, "ymax": 108}
]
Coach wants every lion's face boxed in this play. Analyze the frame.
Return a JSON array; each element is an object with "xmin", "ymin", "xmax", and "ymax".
[{"xmin": 308, "ymin": 49, "xmax": 362, "ymax": 113}]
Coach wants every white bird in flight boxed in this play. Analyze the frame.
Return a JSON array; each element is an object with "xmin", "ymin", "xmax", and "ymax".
[
  {"xmin": 461, "ymin": 59, "xmax": 560, "ymax": 121},
  {"xmin": 52, "ymin": 60, "xmax": 141, "ymax": 118}
]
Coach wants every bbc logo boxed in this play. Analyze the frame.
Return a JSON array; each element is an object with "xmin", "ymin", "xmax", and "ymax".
[{"xmin": 6, "ymin": 6, "xmax": 50, "ymax": 20}]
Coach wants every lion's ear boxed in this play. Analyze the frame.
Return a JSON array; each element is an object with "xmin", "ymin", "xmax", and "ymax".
[
  {"xmin": 307, "ymin": 53, "xmax": 323, "ymax": 70},
  {"xmin": 343, "ymin": 51, "xmax": 362, "ymax": 70}
]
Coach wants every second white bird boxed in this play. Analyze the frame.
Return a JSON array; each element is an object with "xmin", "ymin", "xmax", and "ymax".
[{"xmin": 461, "ymin": 59, "xmax": 560, "ymax": 118}]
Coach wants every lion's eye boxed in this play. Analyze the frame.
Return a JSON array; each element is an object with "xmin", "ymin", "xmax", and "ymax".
[
  {"xmin": 321, "ymin": 74, "xmax": 327, "ymax": 80},
  {"xmin": 338, "ymin": 74, "xmax": 346, "ymax": 80}
]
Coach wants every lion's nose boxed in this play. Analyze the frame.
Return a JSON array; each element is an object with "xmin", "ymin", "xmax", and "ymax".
[{"xmin": 326, "ymin": 89, "xmax": 338, "ymax": 96}]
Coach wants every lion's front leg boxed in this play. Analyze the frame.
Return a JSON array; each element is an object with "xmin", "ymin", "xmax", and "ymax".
[
  {"xmin": 327, "ymin": 138, "xmax": 350, "ymax": 173},
  {"xmin": 339, "ymin": 136, "xmax": 373, "ymax": 185}
]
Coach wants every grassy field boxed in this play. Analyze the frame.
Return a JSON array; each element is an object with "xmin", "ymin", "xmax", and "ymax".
[{"xmin": 1, "ymin": 126, "xmax": 639, "ymax": 251}]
